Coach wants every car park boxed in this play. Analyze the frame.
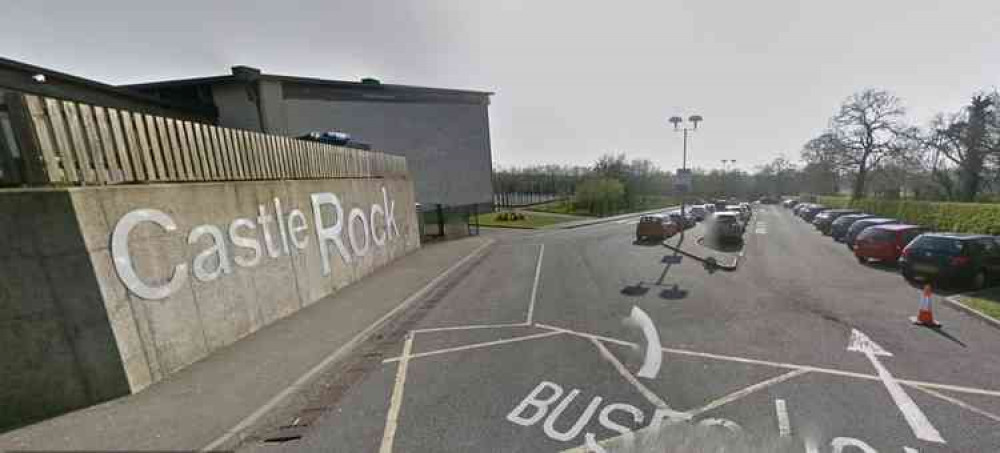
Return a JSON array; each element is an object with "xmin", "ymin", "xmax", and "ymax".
[
  {"xmin": 688, "ymin": 205, "xmax": 708, "ymax": 221},
  {"xmin": 707, "ymin": 211, "xmax": 744, "ymax": 242},
  {"xmin": 667, "ymin": 210, "xmax": 696, "ymax": 229},
  {"xmin": 727, "ymin": 204, "xmax": 750, "ymax": 222},
  {"xmin": 899, "ymin": 233, "xmax": 1000, "ymax": 289},
  {"xmin": 830, "ymin": 213, "xmax": 875, "ymax": 242},
  {"xmin": 844, "ymin": 218, "xmax": 898, "ymax": 249},
  {"xmin": 853, "ymin": 224, "xmax": 927, "ymax": 264},
  {"xmin": 635, "ymin": 214, "xmax": 679, "ymax": 241},
  {"xmin": 812, "ymin": 209, "xmax": 861, "ymax": 235},
  {"xmin": 800, "ymin": 204, "xmax": 828, "ymax": 221}
]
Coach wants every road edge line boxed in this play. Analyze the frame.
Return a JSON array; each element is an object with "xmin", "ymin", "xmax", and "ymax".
[
  {"xmin": 200, "ymin": 238, "xmax": 496, "ymax": 452},
  {"xmin": 942, "ymin": 295, "xmax": 1000, "ymax": 331},
  {"xmin": 379, "ymin": 332, "xmax": 414, "ymax": 453}
]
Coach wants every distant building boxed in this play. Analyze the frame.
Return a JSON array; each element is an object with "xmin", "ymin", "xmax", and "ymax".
[
  {"xmin": 0, "ymin": 58, "xmax": 495, "ymax": 212},
  {"xmin": 125, "ymin": 66, "xmax": 495, "ymax": 211}
]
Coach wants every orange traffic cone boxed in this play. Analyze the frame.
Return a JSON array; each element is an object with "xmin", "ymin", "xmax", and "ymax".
[{"xmin": 910, "ymin": 284, "xmax": 941, "ymax": 328}]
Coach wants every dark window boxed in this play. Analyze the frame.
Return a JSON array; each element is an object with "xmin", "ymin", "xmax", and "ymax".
[
  {"xmin": 910, "ymin": 236, "xmax": 965, "ymax": 253},
  {"xmin": 902, "ymin": 230, "xmax": 923, "ymax": 245}
]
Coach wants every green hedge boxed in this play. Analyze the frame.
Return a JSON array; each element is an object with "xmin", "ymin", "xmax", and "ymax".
[{"xmin": 817, "ymin": 196, "xmax": 1000, "ymax": 235}]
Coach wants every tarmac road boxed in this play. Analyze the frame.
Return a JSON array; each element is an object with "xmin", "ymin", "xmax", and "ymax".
[{"xmin": 241, "ymin": 205, "xmax": 1000, "ymax": 452}]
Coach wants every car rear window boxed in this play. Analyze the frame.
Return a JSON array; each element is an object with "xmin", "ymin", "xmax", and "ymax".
[
  {"xmin": 640, "ymin": 216, "xmax": 661, "ymax": 223},
  {"xmin": 858, "ymin": 228, "xmax": 894, "ymax": 241},
  {"xmin": 909, "ymin": 236, "xmax": 964, "ymax": 253}
]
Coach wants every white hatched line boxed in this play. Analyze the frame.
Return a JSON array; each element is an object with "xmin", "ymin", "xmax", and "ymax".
[
  {"xmin": 686, "ymin": 369, "xmax": 808, "ymax": 417},
  {"xmin": 379, "ymin": 333, "xmax": 414, "ymax": 453},
  {"xmin": 411, "ymin": 322, "xmax": 528, "ymax": 334},
  {"xmin": 914, "ymin": 385, "xmax": 1000, "ymax": 423},
  {"xmin": 382, "ymin": 330, "xmax": 562, "ymax": 363},
  {"xmin": 533, "ymin": 323, "xmax": 1000, "ymax": 399},
  {"xmin": 526, "ymin": 244, "xmax": 545, "ymax": 324},
  {"xmin": 589, "ymin": 337, "xmax": 674, "ymax": 413},
  {"xmin": 775, "ymin": 398, "xmax": 791, "ymax": 437}
]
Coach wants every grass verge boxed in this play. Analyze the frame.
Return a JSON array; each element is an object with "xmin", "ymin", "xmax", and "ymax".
[
  {"xmin": 957, "ymin": 288, "xmax": 1000, "ymax": 320},
  {"xmin": 474, "ymin": 211, "xmax": 586, "ymax": 229}
]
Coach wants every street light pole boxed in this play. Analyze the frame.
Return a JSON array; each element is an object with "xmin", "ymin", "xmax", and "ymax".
[{"xmin": 669, "ymin": 114, "xmax": 703, "ymax": 217}]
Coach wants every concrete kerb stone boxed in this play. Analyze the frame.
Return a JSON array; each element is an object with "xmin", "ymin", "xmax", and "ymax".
[
  {"xmin": 201, "ymin": 237, "xmax": 497, "ymax": 451},
  {"xmin": 557, "ymin": 206, "xmax": 681, "ymax": 230},
  {"xmin": 943, "ymin": 295, "xmax": 1000, "ymax": 331}
]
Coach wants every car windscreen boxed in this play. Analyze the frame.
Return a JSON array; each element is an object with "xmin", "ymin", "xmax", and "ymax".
[
  {"xmin": 909, "ymin": 236, "xmax": 965, "ymax": 253},
  {"xmin": 858, "ymin": 228, "xmax": 894, "ymax": 242}
]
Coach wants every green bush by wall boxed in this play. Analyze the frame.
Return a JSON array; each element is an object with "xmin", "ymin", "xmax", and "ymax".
[{"xmin": 817, "ymin": 196, "xmax": 1000, "ymax": 235}]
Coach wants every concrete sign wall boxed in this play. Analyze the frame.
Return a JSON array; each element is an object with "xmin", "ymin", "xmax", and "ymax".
[{"xmin": 0, "ymin": 176, "xmax": 419, "ymax": 430}]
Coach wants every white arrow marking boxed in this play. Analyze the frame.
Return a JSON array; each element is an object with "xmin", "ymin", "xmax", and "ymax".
[
  {"xmin": 847, "ymin": 329, "xmax": 945, "ymax": 444},
  {"xmin": 630, "ymin": 306, "xmax": 663, "ymax": 378}
]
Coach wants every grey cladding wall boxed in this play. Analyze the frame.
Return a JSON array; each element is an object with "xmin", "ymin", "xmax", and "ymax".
[{"xmin": 282, "ymin": 99, "xmax": 493, "ymax": 208}]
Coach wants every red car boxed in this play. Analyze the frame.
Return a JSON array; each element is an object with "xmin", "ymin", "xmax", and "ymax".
[{"xmin": 854, "ymin": 224, "xmax": 927, "ymax": 264}]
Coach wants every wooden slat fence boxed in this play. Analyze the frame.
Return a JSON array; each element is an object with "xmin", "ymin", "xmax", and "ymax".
[{"xmin": 2, "ymin": 93, "xmax": 408, "ymax": 186}]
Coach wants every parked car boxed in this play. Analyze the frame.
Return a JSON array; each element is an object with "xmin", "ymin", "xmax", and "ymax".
[
  {"xmin": 782, "ymin": 199, "xmax": 799, "ymax": 209},
  {"xmin": 844, "ymin": 218, "xmax": 898, "ymax": 249},
  {"xmin": 758, "ymin": 196, "xmax": 778, "ymax": 204},
  {"xmin": 853, "ymin": 224, "xmax": 927, "ymax": 264},
  {"xmin": 667, "ymin": 211, "xmax": 696, "ymax": 229},
  {"xmin": 800, "ymin": 205, "xmax": 828, "ymax": 222},
  {"xmin": 899, "ymin": 233, "xmax": 1000, "ymax": 289},
  {"xmin": 812, "ymin": 209, "xmax": 861, "ymax": 235},
  {"xmin": 688, "ymin": 205, "xmax": 708, "ymax": 221},
  {"xmin": 703, "ymin": 204, "xmax": 717, "ymax": 214},
  {"xmin": 635, "ymin": 215, "xmax": 679, "ymax": 241},
  {"xmin": 830, "ymin": 214, "xmax": 875, "ymax": 242},
  {"xmin": 707, "ymin": 212, "xmax": 744, "ymax": 242},
  {"xmin": 727, "ymin": 205, "xmax": 750, "ymax": 222},
  {"xmin": 793, "ymin": 203, "xmax": 813, "ymax": 216}
]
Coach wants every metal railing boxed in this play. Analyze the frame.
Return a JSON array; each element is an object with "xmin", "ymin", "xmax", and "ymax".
[{"xmin": 2, "ymin": 93, "xmax": 408, "ymax": 186}]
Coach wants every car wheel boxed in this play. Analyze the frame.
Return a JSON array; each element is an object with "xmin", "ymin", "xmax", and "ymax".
[
  {"xmin": 973, "ymin": 270, "xmax": 987, "ymax": 290},
  {"xmin": 856, "ymin": 255, "xmax": 866, "ymax": 264},
  {"xmin": 902, "ymin": 270, "xmax": 916, "ymax": 284}
]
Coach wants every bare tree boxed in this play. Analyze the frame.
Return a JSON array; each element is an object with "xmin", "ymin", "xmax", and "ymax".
[
  {"xmin": 827, "ymin": 89, "xmax": 912, "ymax": 199},
  {"xmin": 926, "ymin": 94, "xmax": 999, "ymax": 201}
]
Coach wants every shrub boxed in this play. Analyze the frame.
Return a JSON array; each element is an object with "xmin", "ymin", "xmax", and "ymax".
[{"xmin": 817, "ymin": 196, "xmax": 1000, "ymax": 235}]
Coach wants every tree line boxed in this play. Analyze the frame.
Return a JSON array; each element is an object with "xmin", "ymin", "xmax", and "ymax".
[
  {"xmin": 494, "ymin": 87, "xmax": 1000, "ymax": 211},
  {"xmin": 800, "ymin": 88, "xmax": 1000, "ymax": 202}
]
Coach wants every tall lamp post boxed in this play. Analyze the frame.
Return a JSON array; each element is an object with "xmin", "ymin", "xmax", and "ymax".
[
  {"xmin": 721, "ymin": 159, "xmax": 735, "ymax": 197},
  {"xmin": 669, "ymin": 114, "xmax": 703, "ymax": 216}
]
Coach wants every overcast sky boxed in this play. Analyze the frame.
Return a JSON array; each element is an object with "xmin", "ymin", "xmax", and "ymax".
[{"xmin": 3, "ymin": 0, "xmax": 998, "ymax": 171}]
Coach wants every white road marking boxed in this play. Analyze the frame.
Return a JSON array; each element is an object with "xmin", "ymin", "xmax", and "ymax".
[
  {"xmin": 686, "ymin": 369, "xmax": 808, "ymax": 417},
  {"xmin": 615, "ymin": 218, "xmax": 634, "ymax": 224},
  {"xmin": 626, "ymin": 220, "xmax": 639, "ymax": 225},
  {"xmin": 755, "ymin": 221, "xmax": 767, "ymax": 234},
  {"xmin": 527, "ymin": 244, "xmax": 545, "ymax": 324},
  {"xmin": 411, "ymin": 322, "xmax": 528, "ymax": 334},
  {"xmin": 199, "ymin": 239, "xmax": 496, "ymax": 452},
  {"xmin": 904, "ymin": 447, "xmax": 919, "ymax": 453},
  {"xmin": 775, "ymin": 398, "xmax": 791, "ymax": 438},
  {"xmin": 629, "ymin": 306, "xmax": 663, "ymax": 379},
  {"xmin": 382, "ymin": 330, "xmax": 562, "ymax": 363},
  {"xmin": 847, "ymin": 329, "xmax": 945, "ymax": 444},
  {"xmin": 379, "ymin": 333, "xmax": 414, "ymax": 453},
  {"xmin": 589, "ymin": 337, "xmax": 690, "ymax": 420},
  {"xmin": 914, "ymin": 385, "xmax": 1000, "ymax": 423},
  {"xmin": 584, "ymin": 433, "xmax": 607, "ymax": 453},
  {"xmin": 533, "ymin": 322, "xmax": 1000, "ymax": 398}
]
